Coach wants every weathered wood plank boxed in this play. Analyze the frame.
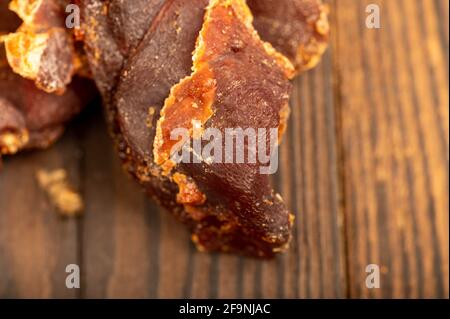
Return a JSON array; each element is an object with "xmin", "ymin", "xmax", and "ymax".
[
  {"xmin": 272, "ymin": 48, "xmax": 345, "ymax": 299},
  {"xmin": 1, "ymin": 0, "xmax": 447, "ymax": 300},
  {"xmin": 0, "ymin": 127, "xmax": 82, "ymax": 298},
  {"xmin": 79, "ymin": 108, "xmax": 159, "ymax": 298},
  {"xmin": 334, "ymin": 0, "xmax": 449, "ymax": 298}
]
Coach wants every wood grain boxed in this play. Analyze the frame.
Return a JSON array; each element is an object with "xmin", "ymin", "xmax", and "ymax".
[
  {"xmin": 0, "ymin": 126, "xmax": 82, "ymax": 298},
  {"xmin": 334, "ymin": 0, "xmax": 449, "ymax": 298},
  {"xmin": 0, "ymin": 0, "xmax": 447, "ymax": 299}
]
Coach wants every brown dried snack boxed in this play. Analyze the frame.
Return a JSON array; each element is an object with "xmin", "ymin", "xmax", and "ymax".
[
  {"xmin": 114, "ymin": 0, "xmax": 211, "ymax": 160},
  {"xmin": 0, "ymin": 54, "xmax": 96, "ymax": 157},
  {"xmin": 2, "ymin": 0, "xmax": 80, "ymax": 94},
  {"xmin": 75, "ymin": 0, "xmax": 166, "ymax": 98},
  {"xmin": 0, "ymin": 0, "xmax": 328, "ymax": 256},
  {"xmin": 36, "ymin": 168, "xmax": 84, "ymax": 217},
  {"xmin": 0, "ymin": 0, "xmax": 97, "ymax": 159},
  {"xmin": 154, "ymin": 0, "xmax": 295, "ymax": 255},
  {"xmin": 80, "ymin": 0, "xmax": 295, "ymax": 257},
  {"xmin": 248, "ymin": 0, "xmax": 329, "ymax": 73}
]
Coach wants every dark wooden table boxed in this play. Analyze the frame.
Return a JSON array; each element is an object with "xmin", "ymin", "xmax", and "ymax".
[{"xmin": 0, "ymin": 0, "xmax": 448, "ymax": 298}]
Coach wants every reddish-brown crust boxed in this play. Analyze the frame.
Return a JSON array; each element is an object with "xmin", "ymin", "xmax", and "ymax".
[
  {"xmin": 154, "ymin": 66, "xmax": 216, "ymax": 169},
  {"xmin": 3, "ymin": 0, "xmax": 80, "ymax": 94},
  {"xmin": 77, "ymin": 0, "xmax": 166, "ymax": 98},
  {"xmin": 79, "ymin": 0, "xmax": 294, "ymax": 257},
  {"xmin": 114, "ymin": 0, "xmax": 210, "ymax": 160},
  {"xmin": 1, "ymin": 0, "xmax": 330, "ymax": 257},
  {"xmin": 248, "ymin": 0, "xmax": 329, "ymax": 73},
  {"xmin": 0, "ymin": 55, "xmax": 96, "ymax": 156},
  {"xmin": 0, "ymin": 0, "xmax": 99, "ymax": 159},
  {"xmin": 173, "ymin": 173, "xmax": 207, "ymax": 206},
  {"xmin": 0, "ymin": 0, "xmax": 96, "ymax": 157}
]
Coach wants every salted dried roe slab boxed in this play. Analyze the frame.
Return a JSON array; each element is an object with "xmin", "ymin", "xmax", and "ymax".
[
  {"xmin": 76, "ymin": 0, "xmax": 166, "ymax": 98},
  {"xmin": 79, "ymin": 0, "xmax": 328, "ymax": 257},
  {"xmin": 0, "ymin": 1, "xmax": 96, "ymax": 158},
  {"xmin": 155, "ymin": 0, "xmax": 294, "ymax": 256},
  {"xmin": 248, "ymin": 0, "xmax": 329, "ymax": 73},
  {"xmin": 2, "ymin": 0, "xmax": 82, "ymax": 94},
  {"xmin": 114, "ymin": 0, "xmax": 210, "ymax": 160},
  {"xmin": 102, "ymin": 0, "xmax": 293, "ymax": 257},
  {"xmin": 0, "ymin": 53, "xmax": 95, "ymax": 157},
  {"xmin": 0, "ymin": 58, "xmax": 95, "ymax": 157}
]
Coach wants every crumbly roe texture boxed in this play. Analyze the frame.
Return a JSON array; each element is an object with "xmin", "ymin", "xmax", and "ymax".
[
  {"xmin": 0, "ymin": 131, "xmax": 29, "ymax": 155},
  {"xmin": 247, "ymin": 0, "xmax": 329, "ymax": 74},
  {"xmin": 153, "ymin": 0, "xmax": 294, "ymax": 174},
  {"xmin": 297, "ymin": 3, "xmax": 329, "ymax": 71},
  {"xmin": 2, "ymin": 0, "xmax": 76, "ymax": 94},
  {"xmin": 36, "ymin": 169, "xmax": 84, "ymax": 217},
  {"xmin": 173, "ymin": 172, "xmax": 207, "ymax": 206}
]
